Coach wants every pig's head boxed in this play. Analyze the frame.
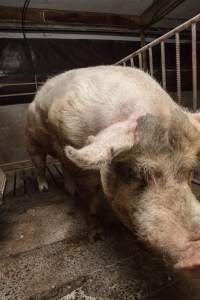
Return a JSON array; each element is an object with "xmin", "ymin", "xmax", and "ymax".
[{"xmin": 65, "ymin": 109, "xmax": 200, "ymax": 278}]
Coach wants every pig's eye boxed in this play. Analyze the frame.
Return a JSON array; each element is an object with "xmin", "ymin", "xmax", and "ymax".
[
  {"xmin": 116, "ymin": 162, "xmax": 146, "ymax": 185},
  {"xmin": 116, "ymin": 163, "xmax": 135, "ymax": 181},
  {"xmin": 127, "ymin": 167, "xmax": 138, "ymax": 178}
]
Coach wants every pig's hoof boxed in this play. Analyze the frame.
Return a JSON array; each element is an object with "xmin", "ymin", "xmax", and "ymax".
[{"xmin": 38, "ymin": 181, "xmax": 49, "ymax": 192}]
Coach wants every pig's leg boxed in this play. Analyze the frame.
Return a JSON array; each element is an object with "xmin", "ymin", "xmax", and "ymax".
[
  {"xmin": 27, "ymin": 141, "xmax": 48, "ymax": 192},
  {"xmin": 100, "ymin": 162, "xmax": 117, "ymax": 199},
  {"xmin": 33, "ymin": 153, "xmax": 48, "ymax": 192},
  {"xmin": 86, "ymin": 191, "xmax": 104, "ymax": 242},
  {"xmin": 61, "ymin": 164, "xmax": 77, "ymax": 197}
]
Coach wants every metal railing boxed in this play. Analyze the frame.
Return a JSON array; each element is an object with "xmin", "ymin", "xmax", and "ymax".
[
  {"xmin": 0, "ymin": 80, "xmax": 45, "ymax": 105},
  {"xmin": 115, "ymin": 13, "xmax": 200, "ymax": 111}
]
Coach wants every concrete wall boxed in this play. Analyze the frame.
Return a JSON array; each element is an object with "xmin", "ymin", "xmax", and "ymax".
[{"xmin": 0, "ymin": 104, "xmax": 29, "ymax": 164}]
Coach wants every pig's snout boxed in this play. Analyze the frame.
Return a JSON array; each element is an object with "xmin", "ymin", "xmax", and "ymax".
[
  {"xmin": 174, "ymin": 241, "xmax": 200, "ymax": 279},
  {"xmin": 135, "ymin": 183, "xmax": 200, "ymax": 278}
]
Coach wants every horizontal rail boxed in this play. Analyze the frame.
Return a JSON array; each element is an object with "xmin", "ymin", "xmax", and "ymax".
[
  {"xmin": 0, "ymin": 69, "xmax": 195, "ymax": 100},
  {"xmin": 0, "ymin": 81, "xmax": 44, "ymax": 88},
  {"xmin": 0, "ymin": 92, "xmax": 35, "ymax": 98},
  {"xmin": 116, "ymin": 13, "xmax": 200, "ymax": 65}
]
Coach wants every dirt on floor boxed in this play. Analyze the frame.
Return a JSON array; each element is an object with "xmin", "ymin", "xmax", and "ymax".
[{"xmin": 0, "ymin": 163, "xmax": 200, "ymax": 300}]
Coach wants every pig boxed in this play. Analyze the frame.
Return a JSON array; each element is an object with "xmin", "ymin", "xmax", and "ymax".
[{"xmin": 26, "ymin": 65, "xmax": 200, "ymax": 277}]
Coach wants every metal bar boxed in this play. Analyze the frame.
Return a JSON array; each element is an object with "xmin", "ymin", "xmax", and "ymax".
[
  {"xmin": 0, "ymin": 92, "xmax": 35, "ymax": 98},
  {"xmin": 53, "ymin": 164, "xmax": 64, "ymax": 178},
  {"xmin": 130, "ymin": 57, "xmax": 134, "ymax": 67},
  {"xmin": 0, "ymin": 81, "xmax": 44, "ymax": 88},
  {"xmin": 140, "ymin": 30, "xmax": 147, "ymax": 71},
  {"xmin": 123, "ymin": 62, "xmax": 126, "ymax": 66},
  {"xmin": 138, "ymin": 53, "xmax": 143, "ymax": 69},
  {"xmin": 176, "ymin": 32, "xmax": 181, "ymax": 103},
  {"xmin": 34, "ymin": 73, "xmax": 38, "ymax": 91},
  {"xmin": 192, "ymin": 22, "xmax": 197, "ymax": 111},
  {"xmin": 116, "ymin": 13, "xmax": 200, "ymax": 65},
  {"xmin": 161, "ymin": 41, "xmax": 166, "ymax": 89},
  {"xmin": 192, "ymin": 178, "xmax": 200, "ymax": 185},
  {"xmin": 0, "ymin": 168, "xmax": 6, "ymax": 203},
  {"xmin": 148, "ymin": 47, "xmax": 154, "ymax": 76}
]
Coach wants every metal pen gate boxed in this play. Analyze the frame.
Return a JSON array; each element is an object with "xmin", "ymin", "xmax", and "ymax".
[
  {"xmin": 115, "ymin": 13, "xmax": 200, "ymax": 112},
  {"xmin": 116, "ymin": 13, "xmax": 200, "ymax": 184}
]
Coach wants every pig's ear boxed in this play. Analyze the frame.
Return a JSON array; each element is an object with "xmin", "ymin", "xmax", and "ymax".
[{"xmin": 64, "ymin": 120, "xmax": 138, "ymax": 170}]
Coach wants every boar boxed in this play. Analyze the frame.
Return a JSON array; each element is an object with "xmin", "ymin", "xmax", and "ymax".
[{"xmin": 26, "ymin": 65, "xmax": 200, "ymax": 277}]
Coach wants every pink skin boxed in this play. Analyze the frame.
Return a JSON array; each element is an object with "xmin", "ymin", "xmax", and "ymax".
[
  {"xmin": 65, "ymin": 112, "xmax": 200, "ymax": 278},
  {"xmin": 26, "ymin": 66, "xmax": 200, "ymax": 278}
]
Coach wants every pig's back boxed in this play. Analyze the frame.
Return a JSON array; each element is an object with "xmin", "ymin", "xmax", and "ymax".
[
  {"xmin": 34, "ymin": 65, "xmax": 175, "ymax": 114},
  {"xmin": 30, "ymin": 66, "xmax": 177, "ymax": 147}
]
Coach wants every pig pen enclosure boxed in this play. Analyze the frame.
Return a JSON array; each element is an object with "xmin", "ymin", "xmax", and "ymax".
[{"xmin": 0, "ymin": 1, "xmax": 200, "ymax": 299}]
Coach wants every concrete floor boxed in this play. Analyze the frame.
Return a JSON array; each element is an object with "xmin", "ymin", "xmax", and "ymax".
[{"xmin": 0, "ymin": 162, "xmax": 200, "ymax": 300}]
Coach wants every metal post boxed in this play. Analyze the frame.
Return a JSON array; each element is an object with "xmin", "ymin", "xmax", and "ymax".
[
  {"xmin": 34, "ymin": 73, "xmax": 38, "ymax": 91},
  {"xmin": 175, "ymin": 32, "xmax": 181, "ymax": 103},
  {"xmin": 192, "ymin": 22, "xmax": 197, "ymax": 111},
  {"xmin": 0, "ymin": 168, "xmax": 6, "ymax": 204},
  {"xmin": 161, "ymin": 41, "xmax": 166, "ymax": 89},
  {"xmin": 116, "ymin": 13, "xmax": 200, "ymax": 66},
  {"xmin": 138, "ymin": 53, "xmax": 143, "ymax": 69},
  {"xmin": 140, "ymin": 30, "xmax": 147, "ymax": 71},
  {"xmin": 130, "ymin": 57, "xmax": 134, "ymax": 67},
  {"xmin": 148, "ymin": 47, "xmax": 154, "ymax": 76}
]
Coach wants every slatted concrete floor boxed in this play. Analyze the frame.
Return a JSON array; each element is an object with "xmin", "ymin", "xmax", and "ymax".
[
  {"xmin": 0, "ymin": 162, "xmax": 199, "ymax": 300},
  {"xmin": 2, "ymin": 162, "xmax": 64, "ymax": 198}
]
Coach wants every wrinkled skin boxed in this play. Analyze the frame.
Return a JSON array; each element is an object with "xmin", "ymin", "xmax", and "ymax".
[
  {"xmin": 26, "ymin": 65, "xmax": 200, "ymax": 277},
  {"xmin": 67, "ymin": 110, "xmax": 200, "ymax": 277}
]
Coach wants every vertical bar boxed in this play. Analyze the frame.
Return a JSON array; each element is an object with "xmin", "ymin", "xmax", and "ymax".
[
  {"xmin": 192, "ymin": 22, "xmax": 197, "ymax": 111},
  {"xmin": 161, "ymin": 41, "xmax": 166, "ymax": 89},
  {"xmin": 149, "ymin": 47, "xmax": 154, "ymax": 76},
  {"xmin": 34, "ymin": 73, "xmax": 38, "ymax": 91},
  {"xmin": 138, "ymin": 53, "xmax": 143, "ymax": 69},
  {"xmin": 0, "ymin": 168, "xmax": 6, "ymax": 204},
  {"xmin": 140, "ymin": 30, "xmax": 147, "ymax": 71},
  {"xmin": 175, "ymin": 32, "xmax": 182, "ymax": 104},
  {"xmin": 123, "ymin": 62, "xmax": 126, "ymax": 67},
  {"xmin": 130, "ymin": 57, "xmax": 134, "ymax": 67}
]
